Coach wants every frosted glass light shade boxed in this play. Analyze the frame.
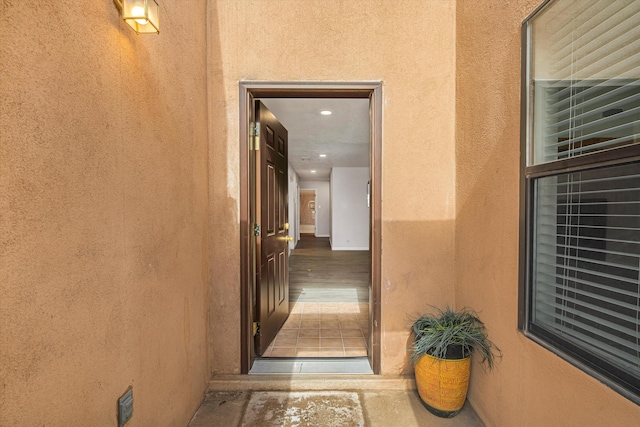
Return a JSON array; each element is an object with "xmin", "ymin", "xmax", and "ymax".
[{"xmin": 122, "ymin": 0, "xmax": 159, "ymax": 34}]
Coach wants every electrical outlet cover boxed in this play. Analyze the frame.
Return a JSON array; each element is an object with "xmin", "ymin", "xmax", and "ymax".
[{"xmin": 118, "ymin": 387, "xmax": 134, "ymax": 426}]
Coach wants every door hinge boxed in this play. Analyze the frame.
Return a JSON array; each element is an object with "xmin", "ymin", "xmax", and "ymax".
[
  {"xmin": 254, "ymin": 223, "xmax": 260, "ymax": 237},
  {"xmin": 250, "ymin": 122, "xmax": 260, "ymax": 151},
  {"xmin": 253, "ymin": 322, "xmax": 260, "ymax": 336}
]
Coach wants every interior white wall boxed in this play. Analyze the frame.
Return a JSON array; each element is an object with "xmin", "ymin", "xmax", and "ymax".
[
  {"xmin": 298, "ymin": 181, "xmax": 331, "ymax": 237},
  {"xmin": 330, "ymin": 167, "xmax": 370, "ymax": 250},
  {"xmin": 288, "ymin": 163, "xmax": 300, "ymax": 252}
]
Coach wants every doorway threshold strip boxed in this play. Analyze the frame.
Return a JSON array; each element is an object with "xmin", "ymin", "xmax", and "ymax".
[{"xmin": 249, "ymin": 357, "xmax": 373, "ymax": 375}]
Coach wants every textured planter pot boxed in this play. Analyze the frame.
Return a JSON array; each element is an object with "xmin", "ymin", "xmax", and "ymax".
[{"xmin": 414, "ymin": 353, "xmax": 471, "ymax": 418}]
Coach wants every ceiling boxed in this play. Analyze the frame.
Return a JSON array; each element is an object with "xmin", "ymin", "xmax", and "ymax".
[{"xmin": 260, "ymin": 98, "xmax": 370, "ymax": 181}]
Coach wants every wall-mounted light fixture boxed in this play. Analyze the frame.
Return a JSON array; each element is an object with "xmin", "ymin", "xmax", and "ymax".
[{"xmin": 114, "ymin": 0, "xmax": 160, "ymax": 34}]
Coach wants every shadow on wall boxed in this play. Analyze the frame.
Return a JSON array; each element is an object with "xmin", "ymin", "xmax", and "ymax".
[
  {"xmin": 380, "ymin": 219, "xmax": 456, "ymax": 376},
  {"xmin": 455, "ymin": 91, "xmax": 519, "ymax": 400},
  {"xmin": 206, "ymin": 3, "xmax": 238, "ymax": 376},
  {"xmin": 2, "ymin": 1, "xmax": 212, "ymax": 425}
]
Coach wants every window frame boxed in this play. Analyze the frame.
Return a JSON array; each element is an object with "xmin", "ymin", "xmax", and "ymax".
[{"xmin": 519, "ymin": 0, "xmax": 640, "ymax": 405}]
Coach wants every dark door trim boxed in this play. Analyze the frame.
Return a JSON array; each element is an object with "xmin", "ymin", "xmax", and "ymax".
[{"xmin": 239, "ymin": 81, "xmax": 383, "ymax": 374}]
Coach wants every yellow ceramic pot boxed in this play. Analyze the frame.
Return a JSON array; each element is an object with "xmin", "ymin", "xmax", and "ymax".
[{"xmin": 414, "ymin": 353, "xmax": 471, "ymax": 418}]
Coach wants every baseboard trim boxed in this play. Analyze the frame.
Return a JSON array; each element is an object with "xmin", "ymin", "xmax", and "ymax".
[
  {"xmin": 300, "ymin": 225, "xmax": 315, "ymax": 233},
  {"xmin": 331, "ymin": 246, "xmax": 370, "ymax": 251}
]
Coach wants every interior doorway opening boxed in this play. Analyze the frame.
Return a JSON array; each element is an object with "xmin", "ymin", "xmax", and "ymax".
[
  {"xmin": 239, "ymin": 82, "xmax": 382, "ymax": 374},
  {"xmin": 299, "ymin": 190, "xmax": 316, "ymax": 235}
]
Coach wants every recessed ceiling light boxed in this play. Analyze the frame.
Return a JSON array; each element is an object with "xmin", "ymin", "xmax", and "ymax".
[
  {"xmin": 310, "ymin": 170, "xmax": 317, "ymax": 173},
  {"xmin": 320, "ymin": 110, "xmax": 332, "ymax": 115},
  {"xmin": 319, "ymin": 154, "xmax": 327, "ymax": 158}
]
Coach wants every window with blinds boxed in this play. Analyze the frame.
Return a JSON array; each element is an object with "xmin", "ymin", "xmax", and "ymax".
[
  {"xmin": 532, "ymin": 164, "xmax": 640, "ymax": 381},
  {"xmin": 530, "ymin": 0, "xmax": 640, "ymax": 165},
  {"xmin": 522, "ymin": 0, "xmax": 640, "ymax": 403}
]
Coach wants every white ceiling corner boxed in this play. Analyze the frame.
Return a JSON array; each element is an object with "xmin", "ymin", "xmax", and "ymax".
[{"xmin": 260, "ymin": 98, "xmax": 370, "ymax": 181}]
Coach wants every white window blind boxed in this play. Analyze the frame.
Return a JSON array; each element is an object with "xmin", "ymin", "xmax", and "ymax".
[
  {"xmin": 532, "ymin": 163, "xmax": 640, "ymax": 376},
  {"xmin": 525, "ymin": 0, "xmax": 640, "ymax": 400},
  {"xmin": 531, "ymin": 0, "xmax": 640, "ymax": 165}
]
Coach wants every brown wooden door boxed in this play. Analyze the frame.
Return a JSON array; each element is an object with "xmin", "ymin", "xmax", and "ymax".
[{"xmin": 255, "ymin": 101, "xmax": 289, "ymax": 355}]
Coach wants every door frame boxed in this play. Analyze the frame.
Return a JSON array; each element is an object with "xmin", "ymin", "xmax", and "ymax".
[
  {"xmin": 295, "ymin": 183, "xmax": 300, "ymax": 244},
  {"xmin": 239, "ymin": 81, "xmax": 382, "ymax": 374}
]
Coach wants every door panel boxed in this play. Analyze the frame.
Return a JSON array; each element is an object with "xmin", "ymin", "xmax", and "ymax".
[
  {"xmin": 267, "ymin": 162, "xmax": 276, "ymax": 235},
  {"xmin": 255, "ymin": 101, "xmax": 289, "ymax": 355}
]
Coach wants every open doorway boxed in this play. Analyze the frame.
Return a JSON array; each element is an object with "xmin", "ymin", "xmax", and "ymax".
[
  {"xmin": 239, "ymin": 82, "xmax": 382, "ymax": 374},
  {"xmin": 299, "ymin": 190, "xmax": 316, "ymax": 235},
  {"xmin": 258, "ymin": 97, "xmax": 370, "ymax": 364}
]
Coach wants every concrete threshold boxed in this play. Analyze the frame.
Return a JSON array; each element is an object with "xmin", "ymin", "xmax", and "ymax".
[
  {"xmin": 208, "ymin": 374, "xmax": 417, "ymax": 392},
  {"xmin": 249, "ymin": 357, "xmax": 374, "ymax": 374}
]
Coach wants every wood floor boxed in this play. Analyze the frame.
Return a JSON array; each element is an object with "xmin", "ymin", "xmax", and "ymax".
[
  {"xmin": 289, "ymin": 235, "xmax": 370, "ymax": 303},
  {"xmin": 263, "ymin": 234, "xmax": 371, "ymax": 358}
]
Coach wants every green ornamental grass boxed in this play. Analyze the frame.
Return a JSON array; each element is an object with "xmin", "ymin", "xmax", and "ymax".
[{"xmin": 411, "ymin": 306, "xmax": 502, "ymax": 370}]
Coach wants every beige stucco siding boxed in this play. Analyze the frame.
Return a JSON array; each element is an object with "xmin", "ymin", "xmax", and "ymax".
[
  {"xmin": 207, "ymin": 0, "xmax": 458, "ymax": 375},
  {"xmin": 0, "ymin": 1, "xmax": 210, "ymax": 425},
  {"xmin": 455, "ymin": 0, "xmax": 640, "ymax": 425},
  {"xmin": 2, "ymin": 0, "xmax": 640, "ymax": 425}
]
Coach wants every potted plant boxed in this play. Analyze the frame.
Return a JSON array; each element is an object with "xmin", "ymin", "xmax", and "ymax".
[{"xmin": 411, "ymin": 306, "xmax": 501, "ymax": 418}]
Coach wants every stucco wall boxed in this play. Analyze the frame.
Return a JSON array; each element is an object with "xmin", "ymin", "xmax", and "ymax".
[
  {"xmin": 0, "ymin": 1, "xmax": 210, "ymax": 425},
  {"xmin": 455, "ymin": 0, "xmax": 640, "ymax": 425},
  {"xmin": 208, "ymin": 0, "xmax": 457, "ymax": 375}
]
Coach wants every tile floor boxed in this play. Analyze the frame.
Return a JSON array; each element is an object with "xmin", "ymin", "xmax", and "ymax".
[{"xmin": 262, "ymin": 301, "xmax": 369, "ymax": 358}]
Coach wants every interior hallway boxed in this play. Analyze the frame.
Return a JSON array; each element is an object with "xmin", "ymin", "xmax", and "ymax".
[{"xmin": 264, "ymin": 235, "xmax": 370, "ymax": 358}]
